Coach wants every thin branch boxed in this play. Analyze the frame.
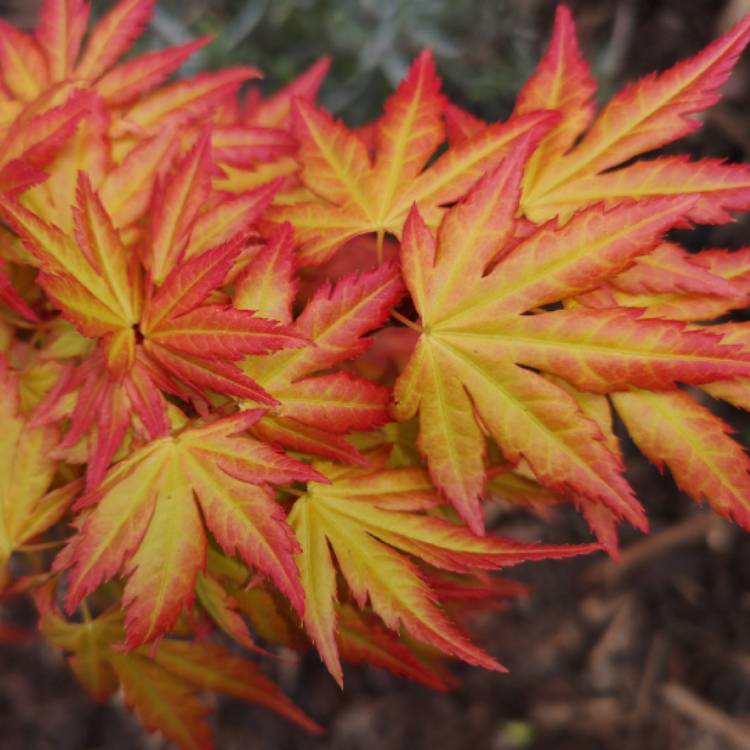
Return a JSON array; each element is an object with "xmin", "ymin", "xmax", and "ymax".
[
  {"xmin": 17, "ymin": 538, "xmax": 71, "ymax": 553},
  {"xmin": 661, "ymin": 682, "xmax": 750, "ymax": 750},
  {"xmin": 585, "ymin": 513, "xmax": 715, "ymax": 587},
  {"xmin": 391, "ymin": 309, "xmax": 422, "ymax": 332}
]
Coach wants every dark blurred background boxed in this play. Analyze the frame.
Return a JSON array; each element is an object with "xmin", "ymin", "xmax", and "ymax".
[{"xmin": 3, "ymin": 1, "xmax": 750, "ymax": 748}]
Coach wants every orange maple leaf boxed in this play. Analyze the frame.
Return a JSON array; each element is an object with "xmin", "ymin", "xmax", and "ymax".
[
  {"xmin": 272, "ymin": 50, "xmax": 557, "ymax": 266},
  {"xmin": 393, "ymin": 144, "xmax": 750, "ymax": 544}
]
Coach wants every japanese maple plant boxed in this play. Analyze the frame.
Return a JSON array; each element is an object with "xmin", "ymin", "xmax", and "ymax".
[{"xmin": 2, "ymin": 0, "xmax": 750, "ymax": 746}]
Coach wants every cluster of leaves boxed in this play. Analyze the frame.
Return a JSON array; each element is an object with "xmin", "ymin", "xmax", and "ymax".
[{"xmin": 3, "ymin": 1, "xmax": 750, "ymax": 747}]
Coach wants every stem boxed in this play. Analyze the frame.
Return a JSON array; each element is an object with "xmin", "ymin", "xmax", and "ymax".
[
  {"xmin": 18, "ymin": 539, "xmax": 70, "ymax": 552},
  {"xmin": 282, "ymin": 486, "xmax": 305, "ymax": 498},
  {"xmin": 662, "ymin": 682, "xmax": 750, "ymax": 750},
  {"xmin": 80, "ymin": 600, "xmax": 92, "ymax": 625},
  {"xmin": 376, "ymin": 229, "xmax": 385, "ymax": 265},
  {"xmin": 391, "ymin": 310, "xmax": 422, "ymax": 333},
  {"xmin": 0, "ymin": 311, "xmax": 38, "ymax": 330}
]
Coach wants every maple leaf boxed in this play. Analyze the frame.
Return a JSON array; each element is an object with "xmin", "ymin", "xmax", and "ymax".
[
  {"xmin": 336, "ymin": 604, "xmax": 455, "ymax": 690},
  {"xmin": 210, "ymin": 57, "xmax": 331, "ymax": 197},
  {"xmin": 449, "ymin": 5, "xmax": 750, "ymax": 226},
  {"xmin": 0, "ymin": 0, "xmax": 243, "ymax": 118},
  {"xmin": 605, "ymin": 322, "xmax": 750, "ymax": 531},
  {"xmin": 245, "ymin": 57, "xmax": 331, "ymax": 130},
  {"xmin": 0, "ymin": 144, "xmax": 304, "ymax": 485},
  {"xmin": 211, "ymin": 553, "xmax": 310, "ymax": 651},
  {"xmin": 196, "ymin": 544, "xmax": 456, "ymax": 690},
  {"xmin": 0, "ymin": 87, "xmax": 96, "ymax": 194},
  {"xmin": 289, "ymin": 460, "xmax": 598, "ymax": 686},
  {"xmin": 194, "ymin": 569, "xmax": 261, "ymax": 652},
  {"xmin": 0, "ymin": 0, "xmax": 261, "ymax": 192},
  {"xmin": 578, "ymin": 246, "xmax": 750, "ymax": 323},
  {"xmin": 0, "ymin": 259, "xmax": 38, "ymax": 320},
  {"xmin": 272, "ymin": 49, "xmax": 557, "ymax": 266},
  {"xmin": 0, "ymin": 356, "xmax": 76, "ymax": 588},
  {"xmin": 57, "ymin": 410, "xmax": 322, "ymax": 648},
  {"xmin": 20, "ymin": 95, "xmax": 178, "ymax": 236},
  {"xmin": 37, "ymin": 583, "xmax": 322, "ymax": 749},
  {"xmin": 612, "ymin": 388, "xmax": 750, "ymax": 529},
  {"xmin": 392, "ymin": 145, "xmax": 750, "ymax": 539},
  {"xmin": 238, "ymin": 233, "xmax": 405, "ymax": 463}
]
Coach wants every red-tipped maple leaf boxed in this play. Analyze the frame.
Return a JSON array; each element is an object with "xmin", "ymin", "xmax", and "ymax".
[
  {"xmin": 57, "ymin": 410, "xmax": 322, "ymax": 648},
  {"xmin": 579, "ymin": 246, "xmax": 750, "ymax": 323},
  {"xmin": 612, "ymin": 387, "xmax": 750, "ymax": 529},
  {"xmin": 210, "ymin": 57, "xmax": 332, "ymax": 197},
  {"xmin": 289, "ymin": 459, "xmax": 598, "ymax": 686},
  {"xmin": 238, "ymin": 235, "xmax": 405, "ymax": 463},
  {"xmin": 0, "ymin": 87, "xmax": 96, "ymax": 193},
  {"xmin": 335, "ymin": 604, "xmax": 455, "ymax": 690},
  {"xmin": 393, "ymin": 144, "xmax": 750, "ymax": 541},
  {"xmin": 0, "ymin": 0, "xmax": 252, "ymax": 122},
  {"xmin": 245, "ymin": 57, "xmax": 331, "ymax": 130},
  {"xmin": 37, "ymin": 583, "xmax": 322, "ymax": 749},
  {"xmin": 449, "ymin": 5, "xmax": 750, "ymax": 226},
  {"xmin": 0, "ymin": 355, "xmax": 76, "ymax": 587},
  {"xmin": 272, "ymin": 49, "xmax": 557, "ymax": 265},
  {"xmin": 0, "ymin": 143, "xmax": 304, "ymax": 485}
]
